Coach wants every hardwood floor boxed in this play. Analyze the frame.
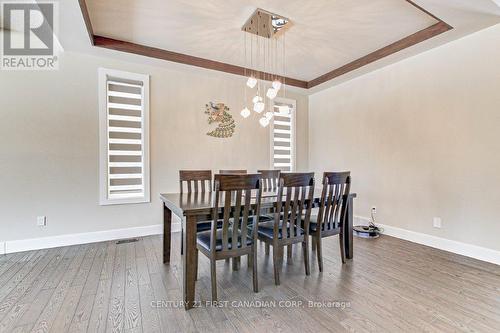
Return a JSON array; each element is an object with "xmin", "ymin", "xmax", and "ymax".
[{"xmin": 0, "ymin": 234, "xmax": 498, "ymax": 333}]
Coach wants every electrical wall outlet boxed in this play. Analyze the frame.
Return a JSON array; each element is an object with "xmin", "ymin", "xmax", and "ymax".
[
  {"xmin": 37, "ymin": 216, "xmax": 47, "ymax": 227},
  {"xmin": 371, "ymin": 206, "xmax": 377, "ymax": 214},
  {"xmin": 433, "ymin": 217, "xmax": 442, "ymax": 229}
]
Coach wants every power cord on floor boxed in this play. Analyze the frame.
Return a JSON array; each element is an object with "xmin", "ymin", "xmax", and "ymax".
[
  {"xmin": 369, "ymin": 210, "xmax": 383, "ymax": 234},
  {"xmin": 354, "ymin": 209, "xmax": 383, "ymax": 238}
]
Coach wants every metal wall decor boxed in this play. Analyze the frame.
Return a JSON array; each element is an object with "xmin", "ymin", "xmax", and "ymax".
[{"xmin": 204, "ymin": 102, "xmax": 235, "ymax": 138}]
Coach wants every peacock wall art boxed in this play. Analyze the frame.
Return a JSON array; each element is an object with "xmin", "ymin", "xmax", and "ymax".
[{"xmin": 204, "ymin": 102, "xmax": 236, "ymax": 138}]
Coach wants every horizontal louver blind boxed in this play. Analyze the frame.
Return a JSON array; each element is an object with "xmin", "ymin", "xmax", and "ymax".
[
  {"xmin": 272, "ymin": 100, "xmax": 294, "ymax": 172},
  {"xmin": 106, "ymin": 79, "xmax": 144, "ymax": 200}
]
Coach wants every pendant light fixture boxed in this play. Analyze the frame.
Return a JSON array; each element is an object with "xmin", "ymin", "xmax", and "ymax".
[
  {"xmin": 240, "ymin": 107, "xmax": 251, "ymax": 118},
  {"xmin": 240, "ymin": 8, "xmax": 291, "ymax": 127},
  {"xmin": 246, "ymin": 76, "xmax": 257, "ymax": 88}
]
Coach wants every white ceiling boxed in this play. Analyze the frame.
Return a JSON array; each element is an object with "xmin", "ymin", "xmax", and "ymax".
[{"xmin": 85, "ymin": 0, "xmax": 439, "ymax": 81}]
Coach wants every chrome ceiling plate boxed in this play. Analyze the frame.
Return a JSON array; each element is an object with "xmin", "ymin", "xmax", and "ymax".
[{"xmin": 242, "ymin": 8, "xmax": 292, "ymax": 39}]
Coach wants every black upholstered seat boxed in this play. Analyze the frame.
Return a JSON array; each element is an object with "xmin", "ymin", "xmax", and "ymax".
[
  {"xmin": 308, "ymin": 214, "xmax": 318, "ymax": 232},
  {"xmin": 197, "ymin": 229, "xmax": 253, "ymax": 252},
  {"xmin": 196, "ymin": 220, "xmax": 221, "ymax": 232},
  {"xmin": 257, "ymin": 221, "xmax": 304, "ymax": 240}
]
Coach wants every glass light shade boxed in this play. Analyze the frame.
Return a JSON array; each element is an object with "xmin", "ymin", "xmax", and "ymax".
[
  {"xmin": 246, "ymin": 76, "xmax": 257, "ymax": 88},
  {"xmin": 279, "ymin": 104, "xmax": 290, "ymax": 114},
  {"xmin": 240, "ymin": 107, "xmax": 250, "ymax": 118},
  {"xmin": 253, "ymin": 101, "xmax": 265, "ymax": 113},
  {"xmin": 259, "ymin": 117, "xmax": 270, "ymax": 127},
  {"xmin": 272, "ymin": 80, "xmax": 282, "ymax": 91},
  {"xmin": 265, "ymin": 111, "xmax": 273, "ymax": 120},
  {"xmin": 252, "ymin": 95, "xmax": 262, "ymax": 104},
  {"xmin": 266, "ymin": 88, "xmax": 278, "ymax": 100}
]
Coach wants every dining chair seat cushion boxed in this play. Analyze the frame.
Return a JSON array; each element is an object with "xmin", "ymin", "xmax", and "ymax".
[
  {"xmin": 259, "ymin": 214, "xmax": 274, "ymax": 222},
  {"xmin": 196, "ymin": 220, "xmax": 223, "ymax": 232},
  {"xmin": 257, "ymin": 221, "xmax": 304, "ymax": 240},
  {"xmin": 308, "ymin": 214, "xmax": 319, "ymax": 232},
  {"xmin": 197, "ymin": 229, "xmax": 253, "ymax": 252},
  {"xmin": 303, "ymin": 215, "xmax": 341, "ymax": 233}
]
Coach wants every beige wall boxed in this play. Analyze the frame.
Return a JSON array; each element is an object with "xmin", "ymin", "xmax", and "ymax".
[
  {"xmin": 0, "ymin": 51, "xmax": 308, "ymax": 242},
  {"xmin": 309, "ymin": 24, "xmax": 500, "ymax": 252}
]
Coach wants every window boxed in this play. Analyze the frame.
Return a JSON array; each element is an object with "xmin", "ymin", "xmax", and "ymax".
[
  {"xmin": 271, "ymin": 97, "xmax": 296, "ymax": 171},
  {"xmin": 98, "ymin": 68, "xmax": 150, "ymax": 205}
]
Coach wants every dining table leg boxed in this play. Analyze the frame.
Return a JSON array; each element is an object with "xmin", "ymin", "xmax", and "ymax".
[
  {"xmin": 183, "ymin": 214, "xmax": 197, "ymax": 310},
  {"xmin": 163, "ymin": 204, "xmax": 172, "ymax": 264},
  {"xmin": 345, "ymin": 195, "xmax": 354, "ymax": 260}
]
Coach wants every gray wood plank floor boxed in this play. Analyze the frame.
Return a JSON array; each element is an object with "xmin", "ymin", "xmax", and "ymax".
[{"xmin": 0, "ymin": 234, "xmax": 498, "ymax": 333}]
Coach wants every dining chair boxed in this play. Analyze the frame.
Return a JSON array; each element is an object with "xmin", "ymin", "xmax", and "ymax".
[
  {"xmin": 178, "ymin": 170, "xmax": 213, "ymax": 272},
  {"xmin": 257, "ymin": 170, "xmax": 280, "ymax": 191},
  {"xmin": 257, "ymin": 170, "xmax": 280, "ymax": 255},
  {"xmin": 257, "ymin": 172, "xmax": 315, "ymax": 285},
  {"xmin": 179, "ymin": 170, "xmax": 212, "ymax": 194},
  {"xmin": 309, "ymin": 172, "xmax": 351, "ymax": 270},
  {"xmin": 196, "ymin": 174, "xmax": 262, "ymax": 301},
  {"xmin": 217, "ymin": 170, "xmax": 248, "ymax": 266},
  {"xmin": 219, "ymin": 169, "xmax": 247, "ymax": 174}
]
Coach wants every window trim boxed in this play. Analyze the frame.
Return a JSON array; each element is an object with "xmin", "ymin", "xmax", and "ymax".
[
  {"xmin": 98, "ymin": 68, "xmax": 150, "ymax": 205},
  {"xmin": 270, "ymin": 97, "xmax": 296, "ymax": 172}
]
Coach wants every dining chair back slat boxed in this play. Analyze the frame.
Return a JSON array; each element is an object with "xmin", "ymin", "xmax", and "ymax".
[{"xmin": 241, "ymin": 191, "xmax": 251, "ymax": 246}]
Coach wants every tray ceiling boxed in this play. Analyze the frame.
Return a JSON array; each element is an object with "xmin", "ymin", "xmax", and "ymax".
[{"xmin": 83, "ymin": 0, "xmax": 447, "ymax": 87}]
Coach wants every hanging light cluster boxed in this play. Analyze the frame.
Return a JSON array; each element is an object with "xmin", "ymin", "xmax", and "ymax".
[{"xmin": 240, "ymin": 9, "xmax": 291, "ymax": 127}]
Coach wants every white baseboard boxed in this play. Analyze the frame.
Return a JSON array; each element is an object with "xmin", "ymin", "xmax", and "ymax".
[
  {"xmin": 4, "ymin": 221, "xmax": 182, "ymax": 254},
  {"xmin": 355, "ymin": 216, "xmax": 500, "ymax": 266}
]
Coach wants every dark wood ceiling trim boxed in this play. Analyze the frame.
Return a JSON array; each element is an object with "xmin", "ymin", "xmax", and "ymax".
[
  {"xmin": 79, "ymin": 0, "xmax": 452, "ymax": 90},
  {"xmin": 93, "ymin": 36, "xmax": 308, "ymax": 88},
  {"xmin": 78, "ymin": 0, "xmax": 94, "ymax": 45},
  {"xmin": 307, "ymin": 21, "xmax": 452, "ymax": 88}
]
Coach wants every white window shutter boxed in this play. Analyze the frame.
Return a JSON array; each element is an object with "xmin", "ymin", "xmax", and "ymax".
[
  {"xmin": 271, "ymin": 98, "xmax": 296, "ymax": 172},
  {"xmin": 99, "ymin": 68, "xmax": 150, "ymax": 205}
]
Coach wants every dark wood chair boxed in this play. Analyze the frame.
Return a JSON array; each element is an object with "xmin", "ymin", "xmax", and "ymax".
[
  {"xmin": 217, "ymin": 170, "xmax": 248, "ymax": 265},
  {"xmin": 178, "ymin": 170, "xmax": 213, "ymax": 262},
  {"xmin": 179, "ymin": 170, "xmax": 212, "ymax": 193},
  {"xmin": 219, "ymin": 169, "xmax": 247, "ymax": 174},
  {"xmin": 196, "ymin": 174, "xmax": 262, "ymax": 300},
  {"xmin": 257, "ymin": 170, "xmax": 281, "ymax": 255},
  {"xmin": 257, "ymin": 172, "xmax": 315, "ymax": 285},
  {"xmin": 257, "ymin": 170, "xmax": 280, "ymax": 191},
  {"xmin": 310, "ymin": 172, "xmax": 351, "ymax": 270}
]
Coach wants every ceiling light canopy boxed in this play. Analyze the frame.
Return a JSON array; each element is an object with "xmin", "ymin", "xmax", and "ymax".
[{"xmin": 241, "ymin": 8, "xmax": 292, "ymax": 38}]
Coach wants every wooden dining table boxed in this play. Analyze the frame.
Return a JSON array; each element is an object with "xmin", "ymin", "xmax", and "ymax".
[{"xmin": 160, "ymin": 189, "xmax": 356, "ymax": 310}]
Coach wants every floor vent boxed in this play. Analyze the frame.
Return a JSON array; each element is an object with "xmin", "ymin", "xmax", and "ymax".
[{"xmin": 116, "ymin": 238, "xmax": 139, "ymax": 245}]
